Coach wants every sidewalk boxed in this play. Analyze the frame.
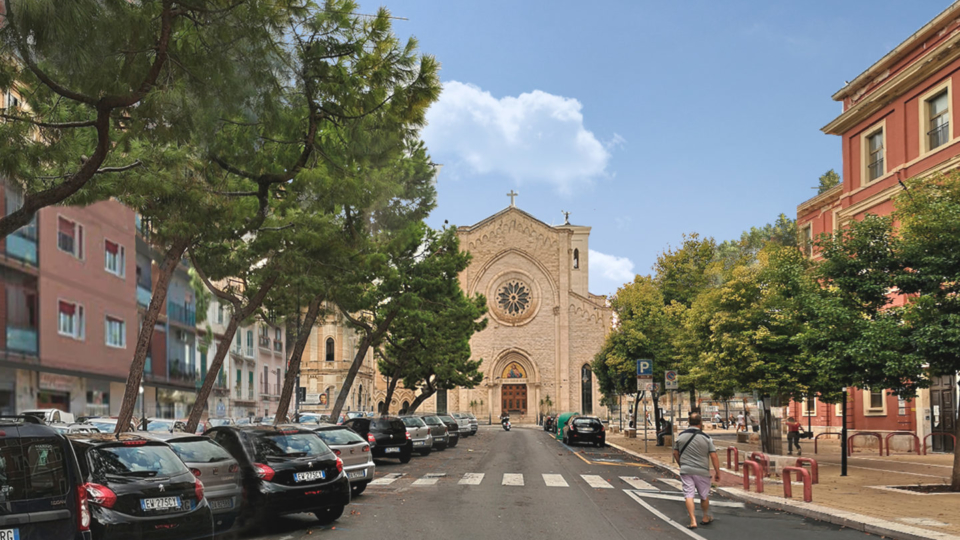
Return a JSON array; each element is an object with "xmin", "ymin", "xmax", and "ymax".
[{"xmin": 607, "ymin": 430, "xmax": 960, "ymax": 540}]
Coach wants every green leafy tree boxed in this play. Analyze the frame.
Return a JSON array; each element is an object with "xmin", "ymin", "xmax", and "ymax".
[{"xmin": 818, "ymin": 169, "xmax": 841, "ymax": 194}]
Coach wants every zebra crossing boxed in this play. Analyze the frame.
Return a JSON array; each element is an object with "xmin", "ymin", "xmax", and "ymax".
[{"xmin": 369, "ymin": 472, "xmax": 659, "ymax": 490}]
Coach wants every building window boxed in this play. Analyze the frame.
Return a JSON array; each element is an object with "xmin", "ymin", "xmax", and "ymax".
[
  {"xmin": 926, "ymin": 90, "xmax": 950, "ymax": 151},
  {"xmin": 104, "ymin": 240, "xmax": 125, "ymax": 277},
  {"xmin": 217, "ymin": 304, "xmax": 224, "ymax": 324},
  {"xmin": 864, "ymin": 388, "xmax": 887, "ymax": 416},
  {"xmin": 57, "ymin": 216, "xmax": 84, "ymax": 258},
  {"xmin": 57, "ymin": 300, "xmax": 84, "ymax": 339},
  {"xmin": 325, "ymin": 338, "xmax": 335, "ymax": 362},
  {"xmin": 581, "ymin": 364, "xmax": 593, "ymax": 415},
  {"xmin": 246, "ymin": 330, "xmax": 253, "ymax": 349},
  {"xmin": 573, "ymin": 248, "xmax": 580, "ymax": 269},
  {"xmin": 866, "ymin": 129, "xmax": 884, "ymax": 181},
  {"xmin": 869, "ymin": 390, "xmax": 884, "ymax": 409},
  {"xmin": 801, "ymin": 225, "xmax": 813, "ymax": 258},
  {"xmin": 105, "ymin": 316, "xmax": 125, "ymax": 348},
  {"xmin": 436, "ymin": 388, "xmax": 447, "ymax": 414},
  {"xmin": 801, "ymin": 396, "xmax": 817, "ymax": 416}
]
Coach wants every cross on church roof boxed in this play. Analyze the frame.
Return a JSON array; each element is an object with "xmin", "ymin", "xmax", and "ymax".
[{"xmin": 507, "ymin": 190, "xmax": 518, "ymax": 207}]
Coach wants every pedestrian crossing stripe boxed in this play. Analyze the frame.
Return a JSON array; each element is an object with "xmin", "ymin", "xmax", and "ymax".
[
  {"xmin": 502, "ymin": 473, "xmax": 524, "ymax": 486},
  {"xmin": 412, "ymin": 473, "xmax": 445, "ymax": 486},
  {"xmin": 659, "ymin": 478, "xmax": 683, "ymax": 490},
  {"xmin": 620, "ymin": 476, "xmax": 658, "ymax": 490},
  {"xmin": 581, "ymin": 474, "xmax": 614, "ymax": 489},
  {"xmin": 459, "ymin": 473, "xmax": 484, "ymax": 485},
  {"xmin": 370, "ymin": 473, "xmax": 403, "ymax": 485},
  {"xmin": 543, "ymin": 474, "xmax": 568, "ymax": 487}
]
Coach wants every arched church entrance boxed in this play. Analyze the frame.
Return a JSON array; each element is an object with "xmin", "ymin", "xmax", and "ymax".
[{"xmin": 493, "ymin": 351, "xmax": 538, "ymax": 422}]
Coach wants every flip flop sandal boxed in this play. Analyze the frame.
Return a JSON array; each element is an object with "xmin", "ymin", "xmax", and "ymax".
[
  {"xmin": 687, "ymin": 525, "xmax": 698, "ymax": 530},
  {"xmin": 701, "ymin": 519, "xmax": 714, "ymax": 526}
]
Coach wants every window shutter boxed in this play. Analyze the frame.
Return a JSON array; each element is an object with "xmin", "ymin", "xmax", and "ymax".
[
  {"xmin": 59, "ymin": 301, "xmax": 76, "ymax": 316},
  {"xmin": 105, "ymin": 240, "xmax": 119, "ymax": 255},
  {"xmin": 58, "ymin": 217, "xmax": 74, "ymax": 236}
]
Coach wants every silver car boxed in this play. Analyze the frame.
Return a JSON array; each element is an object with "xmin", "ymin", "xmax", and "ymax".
[
  {"xmin": 451, "ymin": 413, "xmax": 472, "ymax": 437},
  {"xmin": 419, "ymin": 415, "xmax": 449, "ymax": 450},
  {"xmin": 400, "ymin": 416, "xmax": 435, "ymax": 456},
  {"xmin": 142, "ymin": 432, "xmax": 243, "ymax": 532},
  {"xmin": 313, "ymin": 425, "xmax": 375, "ymax": 496}
]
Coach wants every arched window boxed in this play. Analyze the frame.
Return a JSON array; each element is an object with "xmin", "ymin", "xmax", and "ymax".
[
  {"xmin": 377, "ymin": 401, "xmax": 384, "ymax": 414},
  {"xmin": 401, "ymin": 400, "xmax": 409, "ymax": 414},
  {"xmin": 581, "ymin": 364, "xmax": 593, "ymax": 415},
  {"xmin": 573, "ymin": 248, "xmax": 580, "ymax": 269},
  {"xmin": 325, "ymin": 338, "xmax": 335, "ymax": 362}
]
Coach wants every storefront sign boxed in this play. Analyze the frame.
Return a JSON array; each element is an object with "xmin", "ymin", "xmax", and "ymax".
[{"xmin": 39, "ymin": 373, "xmax": 74, "ymax": 392}]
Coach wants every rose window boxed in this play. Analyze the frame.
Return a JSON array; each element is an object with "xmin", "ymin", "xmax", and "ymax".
[{"xmin": 497, "ymin": 281, "xmax": 531, "ymax": 316}]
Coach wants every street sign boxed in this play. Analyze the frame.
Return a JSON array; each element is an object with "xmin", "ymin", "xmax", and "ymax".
[
  {"xmin": 664, "ymin": 370, "xmax": 678, "ymax": 390},
  {"xmin": 644, "ymin": 382, "xmax": 660, "ymax": 393},
  {"xmin": 637, "ymin": 359, "xmax": 653, "ymax": 377}
]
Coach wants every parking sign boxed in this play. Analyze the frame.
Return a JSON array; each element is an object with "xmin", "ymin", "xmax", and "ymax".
[
  {"xmin": 664, "ymin": 370, "xmax": 678, "ymax": 390},
  {"xmin": 636, "ymin": 359, "xmax": 652, "ymax": 377}
]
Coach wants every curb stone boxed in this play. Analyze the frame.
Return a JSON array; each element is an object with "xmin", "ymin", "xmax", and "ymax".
[{"xmin": 605, "ymin": 441, "xmax": 960, "ymax": 540}]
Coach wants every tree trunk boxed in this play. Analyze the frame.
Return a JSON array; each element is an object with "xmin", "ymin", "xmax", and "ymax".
[
  {"xmin": 631, "ymin": 390, "xmax": 642, "ymax": 428},
  {"xmin": 951, "ymin": 411, "xmax": 960, "ymax": 491},
  {"xmin": 406, "ymin": 385, "xmax": 435, "ymax": 414},
  {"xmin": 115, "ymin": 237, "xmax": 190, "ymax": 433},
  {"xmin": 184, "ymin": 273, "xmax": 279, "ymax": 433},
  {"xmin": 274, "ymin": 295, "xmax": 323, "ymax": 425},
  {"xmin": 382, "ymin": 371, "xmax": 401, "ymax": 416},
  {"xmin": 329, "ymin": 309, "xmax": 399, "ymax": 420}
]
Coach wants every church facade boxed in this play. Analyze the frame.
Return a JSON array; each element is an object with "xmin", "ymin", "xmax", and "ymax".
[{"xmin": 428, "ymin": 201, "xmax": 614, "ymax": 423}]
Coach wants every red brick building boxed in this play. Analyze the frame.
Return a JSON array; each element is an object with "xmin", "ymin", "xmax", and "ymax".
[{"xmin": 795, "ymin": 3, "xmax": 960, "ymax": 450}]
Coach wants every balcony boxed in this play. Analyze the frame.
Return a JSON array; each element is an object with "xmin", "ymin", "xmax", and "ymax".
[
  {"xmin": 168, "ymin": 301, "xmax": 196, "ymax": 326},
  {"xmin": 248, "ymin": 389, "xmax": 254, "ymax": 400},
  {"xmin": 5, "ymin": 326, "xmax": 37, "ymax": 355},
  {"xmin": 168, "ymin": 360, "xmax": 198, "ymax": 386},
  {"xmin": 6, "ymin": 234, "xmax": 37, "ymax": 265},
  {"xmin": 259, "ymin": 335, "xmax": 271, "ymax": 349},
  {"xmin": 137, "ymin": 285, "xmax": 152, "ymax": 308},
  {"xmin": 245, "ymin": 347, "xmax": 254, "ymax": 358},
  {"xmin": 273, "ymin": 339, "xmax": 283, "ymax": 353},
  {"xmin": 235, "ymin": 386, "xmax": 241, "ymax": 399}
]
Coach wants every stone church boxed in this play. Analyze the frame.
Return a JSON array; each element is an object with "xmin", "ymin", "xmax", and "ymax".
[{"xmin": 381, "ymin": 197, "xmax": 614, "ymax": 423}]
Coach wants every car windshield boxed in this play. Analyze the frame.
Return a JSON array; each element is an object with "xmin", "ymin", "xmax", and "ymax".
[
  {"xmin": 253, "ymin": 432, "xmax": 329, "ymax": 461},
  {"xmin": 573, "ymin": 418, "xmax": 598, "ymax": 427},
  {"xmin": 207, "ymin": 418, "xmax": 232, "ymax": 427},
  {"xmin": 146, "ymin": 420, "xmax": 174, "ymax": 432},
  {"xmin": 439, "ymin": 416, "xmax": 456, "ymax": 423},
  {"xmin": 401, "ymin": 417, "xmax": 425, "ymax": 428},
  {"xmin": 0, "ymin": 439, "xmax": 70, "ymax": 502},
  {"xmin": 422, "ymin": 416, "xmax": 442, "ymax": 426},
  {"xmin": 92, "ymin": 443, "xmax": 188, "ymax": 478},
  {"xmin": 169, "ymin": 439, "xmax": 233, "ymax": 463},
  {"xmin": 373, "ymin": 419, "xmax": 405, "ymax": 432},
  {"xmin": 315, "ymin": 428, "xmax": 366, "ymax": 445},
  {"xmin": 89, "ymin": 421, "xmax": 117, "ymax": 432}
]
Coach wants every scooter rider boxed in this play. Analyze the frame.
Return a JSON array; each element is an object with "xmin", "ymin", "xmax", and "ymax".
[{"xmin": 500, "ymin": 411, "xmax": 511, "ymax": 430}]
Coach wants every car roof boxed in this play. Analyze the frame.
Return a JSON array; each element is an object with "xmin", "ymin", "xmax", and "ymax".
[
  {"xmin": 65, "ymin": 432, "xmax": 157, "ymax": 447},
  {"xmin": 138, "ymin": 432, "xmax": 207, "ymax": 443}
]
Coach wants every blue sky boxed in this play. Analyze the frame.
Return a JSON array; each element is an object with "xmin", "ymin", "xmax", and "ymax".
[{"xmin": 358, "ymin": 1, "xmax": 949, "ymax": 296}]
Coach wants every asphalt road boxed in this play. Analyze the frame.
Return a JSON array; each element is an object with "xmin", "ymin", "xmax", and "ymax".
[{"xmin": 242, "ymin": 426, "xmax": 876, "ymax": 540}]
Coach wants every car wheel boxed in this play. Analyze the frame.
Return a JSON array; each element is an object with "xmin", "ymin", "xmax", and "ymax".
[
  {"xmin": 352, "ymin": 482, "xmax": 367, "ymax": 496},
  {"xmin": 315, "ymin": 505, "xmax": 344, "ymax": 525},
  {"xmin": 419, "ymin": 448, "xmax": 431, "ymax": 456},
  {"xmin": 399, "ymin": 453, "xmax": 412, "ymax": 464}
]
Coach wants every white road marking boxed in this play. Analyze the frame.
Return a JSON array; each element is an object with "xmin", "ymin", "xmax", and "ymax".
[
  {"xmin": 543, "ymin": 474, "xmax": 568, "ymax": 487},
  {"xmin": 412, "ymin": 473, "xmax": 445, "ymax": 486},
  {"xmin": 459, "ymin": 473, "xmax": 484, "ymax": 485},
  {"xmin": 369, "ymin": 473, "xmax": 403, "ymax": 486},
  {"xmin": 660, "ymin": 478, "xmax": 683, "ymax": 490},
  {"xmin": 625, "ymin": 490, "xmax": 708, "ymax": 540},
  {"xmin": 620, "ymin": 476, "xmax": 658, "ymax": 490},
  {"xmin": 581, "ymin": 475, "xmax": 614, "ymax": 489},
  {"xmin": 627, "ymin": 490, "xmax": 745, "ymax": 507},
  {"xmin": 502, "ymin": 473, "xmax": 524, "ymax": 486}
]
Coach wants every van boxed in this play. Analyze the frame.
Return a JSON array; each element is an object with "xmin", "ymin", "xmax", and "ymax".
[{"xmin": 21, "ymin": 409, "xmax": 76, "ymax": 424}]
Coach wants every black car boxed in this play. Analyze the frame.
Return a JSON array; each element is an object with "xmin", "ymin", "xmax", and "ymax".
[
  {"xmin": 562, "ymin": 416, "xmax": 606, "ymax": 447},
  {"xmin": 341, "ymin": 417, "xmax": 412, "ymax": 463},
  {"xmin": 67, "ymin": 433, "xmax": 213, "ymax": 540},
  {"xmin": 204, "ymin": 426, "xmax": 350, "ymax": 527},
  {"xmin": 437, "ymin": 415, "xmax": 460, "ymax": 448},
  {"xmin": 0, "ymin": 416, "xmax": 91, "ymax": 540}
]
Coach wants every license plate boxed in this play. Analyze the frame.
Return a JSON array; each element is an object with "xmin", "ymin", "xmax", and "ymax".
[
  {"xmin": 141, "ymin": 496, "xmax": 181, "ymax": 511},
  {"xmin": 0, "ymin": 529, "xmax": 19, "ymax": 540},
  {"xmin": 209, "ymin": 497, "xmax": 234, "ymax": 510},
  {"xmin": 413, "ymin": 440, "xmax": 426, "ymax": 447},
  {"xmin": 384, "ymin": 447, "xmax": 400, "ymax": 453},
  {"xmin": 347, "ymin": 470, "xmax": 367, "ymax": 479},
  {"xmin": 294, "ymin": 470, "xmax": 326, "ymax": 482}
]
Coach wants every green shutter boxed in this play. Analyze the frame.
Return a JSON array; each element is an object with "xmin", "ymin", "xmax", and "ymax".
[
  {"xmin": 236, "ymin": 369, "xmax": 241, "ymax": 384},
  {"xmin": 249, "ymin": 371, "xmax": 253, "ymax": 386},
  {"xmin": 200, "ymin": 352, "xmax": 207, "ymax": 378}
]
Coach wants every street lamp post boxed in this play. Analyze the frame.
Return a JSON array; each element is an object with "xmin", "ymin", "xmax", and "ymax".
[
  {"xmin": 841, "ymin": 387, "xmax": 848, "ymax": 477},
  {"xmin": 138, "ymin": 385, "xmax": 145, "ymax": 430}
]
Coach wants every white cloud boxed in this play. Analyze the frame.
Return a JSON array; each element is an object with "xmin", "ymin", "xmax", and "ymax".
[
  {"xmin": 589, "ymin": 249, "xmax": 635, "ymax": 293},
  {"xmin": 423, "ymin": 81, "xmax": 614, "ymax": 193}
]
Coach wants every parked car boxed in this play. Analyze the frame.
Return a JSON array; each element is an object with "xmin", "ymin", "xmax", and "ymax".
[
  {"xmin": 399, "ymin": 416, "xmax": 434, "ymax": 456},
  {"xmin": 293, "ymin": 413, "xmax": 323, "ymax": 424},
  {"xmin": 310, "ymin": 425, "xmax": 375, "ymax": 496},
  {"xmin": 67, "ymin": 433, "xmax": 213, "ymax": 540},
  {"xmin": 21, "ymin": 408, "xmax": 76, "ymax": 424},
  {"xmin": 141, "ymin": 433, "xmax": 242, "ymax": 532},
  {"xmin": 140, "ymin": 418, "xmax": 176, "ymax": 433},
  {"xmin": 86, "ymin": 418, "xmax": 137, "ymax": 434},
  {"xmin": 455, "ymin": 412, "xmax": 479, "ymax": 435},
  {"xmin": 50, "ymin": 422, "xmax": 102, "ymax": 435},
  {"xmin": 562, "ymin": 415, "xmax": 606, "ymax": 447},
  {"xmin": 418, "ymin": 415, "xmax": 448, "ymax": 450},
  {"xmin": 204, "ymin": 425, "xmax": 349, "ymax": 527},
  {"xmin": 341, "ymin": 416, "xmax": 412, "ymax": 463},
  {"xmin": 437, "ymin": 415, "xmax": 461, "ymax": 447},
  {"xmin": 451, "ymin": 413, "xmax": 472, "ymax": 437},
  {"xmin": 0, "ymin": 415, "xmax": 91, "ymax": 540}
]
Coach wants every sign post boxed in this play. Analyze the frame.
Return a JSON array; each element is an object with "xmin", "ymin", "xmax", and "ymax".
[{"xmin": 637, "ymin": 359, "xmax": 653, "ymax": 391}]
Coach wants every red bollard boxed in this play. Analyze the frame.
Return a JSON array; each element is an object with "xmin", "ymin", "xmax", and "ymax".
[
  {"xmin": 923, "ymin": 433, "xmax": 958, "ymax": 455},
  {"xmin": 743, "ymin": 460, "xmax": 763, "ymax": 493},
  {"xmin": 795, "ymin": 457, "xmax": 818, "ymax": 485},
  {"xmin": 782, "ymin": 466, "xmax": 812, "ymax": 502},
  {"xmin": 885, "ymin": 432, "xmax": 921, "ymax": 456},
  {"xmin": 748, "ymin": 451, "xmax": 769, "ymax": 477},
  {"xmin": 848, "ymin": 432, "xmax": 883, "ymax": 456},
  {"xmin": 814, "ymin": 432, "xmax": 840, "ymax": 454},
  {"xmin": 727, "ymin": 446, "xmax": 740, "ymax": 472}
]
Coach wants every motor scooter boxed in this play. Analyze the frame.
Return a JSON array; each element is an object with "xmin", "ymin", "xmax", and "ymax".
[{"xmin": 501, "ymin": 418, "xmax": 511, "ymax": 431}]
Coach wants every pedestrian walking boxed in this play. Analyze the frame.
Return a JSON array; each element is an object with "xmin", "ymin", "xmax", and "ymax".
[
  {"xmin": 785, "ymin": 416, "xmax": 803, "ymax": 455},
  {"xmin": 712, "ymin": 412, "xmax": 722, "ymax": 430},
  {"xmin": 672, "ymin": 412, "xmax": 721, "ymax": 529},
  {"xmin": 736, "ymin": 412, "xmax": 745, "ymax": 433}
]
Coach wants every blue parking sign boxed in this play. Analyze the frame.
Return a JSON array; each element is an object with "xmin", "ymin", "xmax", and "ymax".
[{"xmin": 636, "ymin": 359, "xmax": 652, "ymax": 376}]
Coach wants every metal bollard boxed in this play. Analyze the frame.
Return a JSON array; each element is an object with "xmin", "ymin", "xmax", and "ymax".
[
  {"xmin": 727, "ymin": 446, "xmax": 739, "ymax": 472},
  {"xmin": 743, "ymin": 460, "xmax": 763, "ymax": 493},
  {"xmin": 782, "ymin": 466, "xmax": 812, "ymax": 502},
  {"xmin": 795, "ymin": 457, "xmax": 818, "ymax": 485}
]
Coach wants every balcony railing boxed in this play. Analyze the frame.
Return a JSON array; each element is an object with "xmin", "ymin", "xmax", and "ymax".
[
  {"xmin": 136, "ymin": 285, "xmax": 152, "ymax": 308},
  {"xmin": 248, "ymin": 389, "xmax": 254, "ymax": 400},
  {"xmin": 168, "ymin": 360, "xmax": 198, "ymax": 385},
  {"xmin": 6, "ymin": 234, "xmax": 37, "ymax": 265},
  {"xmin": 5, "ymin": 326, "xmax": 37, "ymax": 354},
  {"xmin": 235, "ymin": 386, "xmax": 241, "ymax": 398},
  {"xmin": 245, "ymin": 347, "xmax": 254, "ymax": 358},
  {"xmin": 928, "ymin": 122, "xmax": 949, "ymax": 150},
  {"xmin": 259, "ymin": 336, "xmax": 271, "ymax": 348},
  {"xmin": 273, "ymin": 339, "xmax": 283, "ymax": 352},
  {"xmin": 867, "ymin": 158, "xmax": 884, "ymax": 181},
  {"xmin": 168, "ymin": 301, "xmax": 196, "ymax": 326}
]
